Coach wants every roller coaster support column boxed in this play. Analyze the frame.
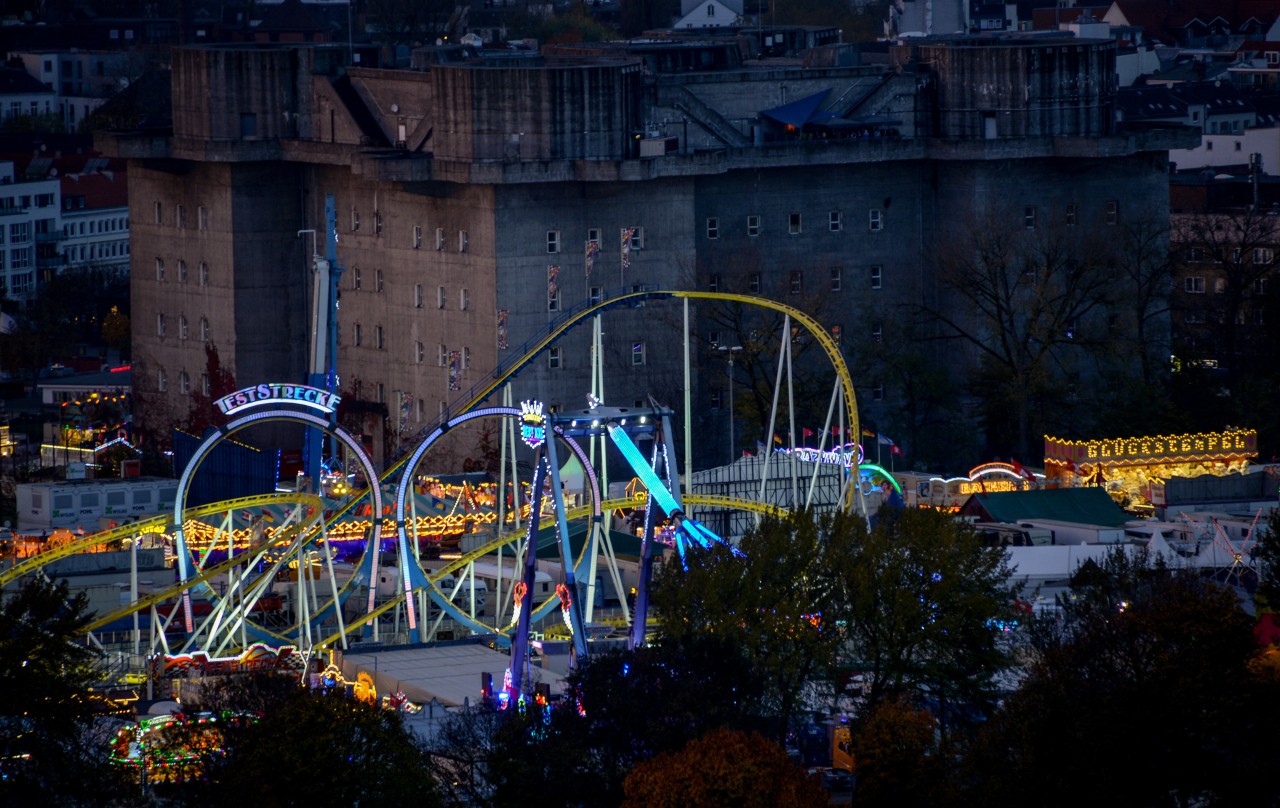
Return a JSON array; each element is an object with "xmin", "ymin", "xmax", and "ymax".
[
  {"xmin": 509, "ymin": 454, "xmax": 549, "ymax": 701},
  {"xmin": 625, "ymin": 406, "xmax": 684, "ymax": 650},
  {"xmin": 682, "ymin": 299, "xmax": 693, "ymax": 519},
  {"xmin": 630, "ymin": 440, "xmax": 662, "ymax": 650},
  {"xmin": 544, "ymin": 427, "xmax": 590, "ymax": 662},
  {"xmin": 303, "ymin": 194, "xmax": 344, "ymax": 492}
]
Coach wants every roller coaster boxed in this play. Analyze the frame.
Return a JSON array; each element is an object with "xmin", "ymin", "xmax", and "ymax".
[{"xmin": 4, "ymin": 288, "xmax": 863, "ymax": 699}]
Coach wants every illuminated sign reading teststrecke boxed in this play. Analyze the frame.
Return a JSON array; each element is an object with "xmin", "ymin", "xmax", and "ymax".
[{"xmin": 215, "ymin": 384, "xmax": 341, "ymax": 416}]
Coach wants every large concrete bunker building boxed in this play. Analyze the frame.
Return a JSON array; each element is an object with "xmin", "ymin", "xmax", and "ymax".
[{"xmin": 101, "ymin": 32, "xmax": 1194, "ymax": 469}]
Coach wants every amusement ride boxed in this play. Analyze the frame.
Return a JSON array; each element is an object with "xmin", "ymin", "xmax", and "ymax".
[{"xmin": 2, "ymin": 196, "xmax": 896, "ymax": 709}]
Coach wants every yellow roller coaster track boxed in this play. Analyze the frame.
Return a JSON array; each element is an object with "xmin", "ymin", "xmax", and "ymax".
[
  {"xmin": 83, "ymin": 520, "xmax": 315, "ymax": 636},
  {"xmin": 51, "ymin": 490, "xmax": 776, "ymax": 646},
  {"xmin": 0, "ymin": 493, "xmax": 325, "ymax": 588},
  {"xmin": 312, "ymin": 493, "xmax": 788, "ymax": 648}
]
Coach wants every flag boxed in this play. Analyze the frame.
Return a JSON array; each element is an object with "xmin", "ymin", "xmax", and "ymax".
[
  {"xmin": 861, "ymin": 427, "xmax": 876, "ymax": 438},
  {"xmin": 832, "ymin": 426, "xmax": 843, "ymax": 437},
  {"xmin": 1065, "ymin": 458, "xmax": 1080, "ymax": 474},
  {"xmin": 877, "ymin": 434, "xmax": 895, "ymax": 447},
  {"xmin": 1010, "ymin": 459, "xmax": 1034, "ymax": 480},
  {"xmin": 743, "ymin": 450, "xmax": 751, "ymax": 457},
  {"xmin": 891, "ymin": 445, "xmax": 903, "ymax": 457},
  {"xmin": 757, "ymin": 440, "xmax": 766, "ymax": 453},
  {"xmin": 802, "ymin": 427, "xmax": 814, "ymax": 439},
  {"xmin": 621, "ymin": 227, "xmax": 636, "ymax": 269},
  {"xmin": 585, "ymin": 240, "xmax": 600, "ymax": 277},
  {"xmin": 773, "ymin": 434, "xmax": 782, "ymax": 444},
  {"xmin": 497, "ymin": 309, "xmax": 508, "ymax": 350},
  {"xmin": 429, "ymin": 496, "xmax": 448, "ymax": 514}
]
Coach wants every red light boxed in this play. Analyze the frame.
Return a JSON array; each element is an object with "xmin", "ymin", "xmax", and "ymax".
[{"xmin": 109, "ymin": 365, "xmax": 131, "ymax": 373}]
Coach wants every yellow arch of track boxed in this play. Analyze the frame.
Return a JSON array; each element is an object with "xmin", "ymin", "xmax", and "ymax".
[
  {"xmin": 467, "ymin": 290, "xmax": 859, "ymax": 447},
  {"xmin": 321, "ymin": 289, "xmax": 859, "ymax": 528},
  {"xmin": 0, "ymin": 493, "xmax": 324, "ymax": 588}
]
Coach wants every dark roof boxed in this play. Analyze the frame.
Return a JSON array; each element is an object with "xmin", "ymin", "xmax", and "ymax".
[
  {"xmin": 1030, "ymin": 6, "xmax": 1110, "ymax": 30},
  {"xmin": 1249, "ymin": 92, "xmax": 1280, "ymax": 125},
  {"xmin": 1112, "ymin": 0, "xmax": 1280, "ymax": 44},
  {"xmin": 0, "ymin": 66, "xmax": 51, "ymax": 96},
  {"xmin": 1115, "ymin": 84, "xmax": 1188, "ymax": 120},
  {"xmin": 1117, "ymin": 79, "xmax": 1257, "ymax": 120},
  {"xmin": 961, "ymin": 487, "xmax": 1131, "ymax": 528},
  {"xmin": 37, "ymin": 368, "xmax": 132, "ymax": 390},
  {"xmin": 256, "ymin": 0, "xmax": 328, "ymax": 34},
  {"xmin": 60, "ymin": 169, "xmax": 128, "ymax": 209},
  {"xmin": 1149, "ymin": 59, "xmax": 1234, "ymax": 84},
  {"xmin": 1169, "ymin": 79, "xmax": 1254, "ymax": 113},
  {"xmin": 84, "ymin": 68, "xmax": 172, "ymax": 133}
]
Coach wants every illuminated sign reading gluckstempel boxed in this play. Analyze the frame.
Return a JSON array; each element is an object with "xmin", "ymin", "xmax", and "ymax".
[{"xmin": 214, "ymin": 383, "xmax": 341, "ymax": 416}]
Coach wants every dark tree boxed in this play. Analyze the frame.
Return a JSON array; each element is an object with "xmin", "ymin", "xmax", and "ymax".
[
  {"xmin": 0, "ymin": 577, "xmax": 135, "ymax": 806},
  {"xmin": 918, "ymin": 204, "xmax": 1118, "ymax": 458},
  {"xmin": 206, "ymin": 688, "xmax": 441, "ymax": 806},
  {"xmin": 963, "ymin": 549, "xmax": 1280, "ymax": 807},
  {"xmin": 476, "ymin": 635, "xmax": 768, "ymax": 807},
  {"xmin": 1255, "ymin": 508, "xmax": 1280, "ymax": 615},
  {"xmin": 365, "ymin": 0, "xmax": 458, "ymax": 47},
  {"xmin": 852, "ymin": 696, "xmax": 949, "ymax": 807},
  {"xmin": 622, "ymin": 726, "xmax": 826, "ymax": 807},
  {"xmin": 182, "ymin": 342, "xmax": 238, "ymax": 437},
  {"xmin": 618, "ymin": 0, "xmax": 679, "ymax": 37},
  {"xmin": 650, "ymin": 511, "xmax": 845, "ymax": 738},
  {"xmin": 828, "ymin": 507, "xmax": 1018, "ymax": 746}
]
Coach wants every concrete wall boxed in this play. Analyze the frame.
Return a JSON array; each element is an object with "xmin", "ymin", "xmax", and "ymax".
[
  {"xmin": 493, "ymin": 179, "xmax": 696, "ymax": 418},
  {"xmin": 129, "ymin": 161, "xmax": 242, "ymax": 434},
  {"xmin": 432, "ymin": 63, "xmax": 643, "ymax": 163},
  {"xmin": 915, "ymin": 37, "xmax": 1116, "ymax": 139},
  {"xmin": 130, "ymin": 159, "xmax": 500, "ymax": 465},
  {"xmin": 309, "ymin": 168, "xmax": 499, "ymax": 460},
  {"xmin": 173, "ymin": 47, "xmax": 313, "ymax": 142}
]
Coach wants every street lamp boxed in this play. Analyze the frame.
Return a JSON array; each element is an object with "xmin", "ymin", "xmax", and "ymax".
[{"xmin": 718, "ymin": 345, "xmax": 743, "ymax": 465}]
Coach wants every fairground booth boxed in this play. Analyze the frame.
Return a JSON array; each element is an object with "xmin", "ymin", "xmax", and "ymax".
[{"xmin": 1042, "ymin": 428, "xmax": 1257, "ymax": 511}]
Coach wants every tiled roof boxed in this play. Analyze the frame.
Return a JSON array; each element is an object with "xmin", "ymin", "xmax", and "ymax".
[{"xmin": 60, "ymin": 169, "xmax": 128, "ymax": 209}]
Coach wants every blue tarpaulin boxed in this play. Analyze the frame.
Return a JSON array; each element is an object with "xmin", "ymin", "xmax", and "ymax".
[{"xmin": 759, "ymin": 89, "xmax": 831, "ymax": 127}]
